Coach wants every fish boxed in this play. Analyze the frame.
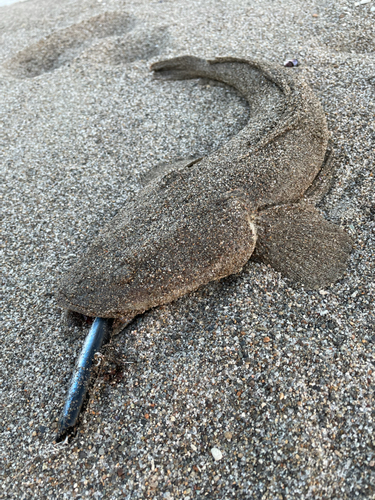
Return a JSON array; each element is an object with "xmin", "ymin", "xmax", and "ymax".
[{"xmin": 56, "ymin": 56, "xmax": 353, "ymax": 333}]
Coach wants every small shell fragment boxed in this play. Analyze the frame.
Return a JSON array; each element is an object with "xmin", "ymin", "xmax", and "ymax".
[{"xmin": 284, "ymin": 59, "xmax": 298, "ymax": 67}]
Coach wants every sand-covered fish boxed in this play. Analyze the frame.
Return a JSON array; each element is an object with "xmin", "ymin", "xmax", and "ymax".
[{"xmin": 56, "ymin": 56, "xmax": 352, "ymax": 333}]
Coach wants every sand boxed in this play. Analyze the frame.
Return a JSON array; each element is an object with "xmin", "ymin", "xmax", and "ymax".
[{"xmin": 0, "ymin": 0, "xmax": 374, "ymax": 498}]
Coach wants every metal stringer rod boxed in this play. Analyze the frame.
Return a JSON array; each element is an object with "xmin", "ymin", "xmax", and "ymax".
[{"xmin": 56, "ymin": 317, "xmax": 112, "ymax": 441}]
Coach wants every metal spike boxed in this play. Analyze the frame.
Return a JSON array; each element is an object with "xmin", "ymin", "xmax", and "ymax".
[{"xmin": 57, "ymin": 317, "xmax": 112, "ymax": 440}]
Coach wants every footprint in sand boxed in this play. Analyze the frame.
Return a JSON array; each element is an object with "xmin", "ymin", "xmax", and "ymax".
[
  {"xmin": 3, "ymin": 11, "xmax": 168, "ymax": 78},
  {"xmin": 79, "ymin": 26, "xmax": 169, "ymax": 66}
]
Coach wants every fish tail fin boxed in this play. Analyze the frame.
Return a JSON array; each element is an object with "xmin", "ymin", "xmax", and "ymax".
[
  {"xmin": 151, "ymin": 55, "xmax": 210, "ymax": 80},
  {"xmin": 253, "ymin": 204, "xmax": 353, "ymax": 289}
]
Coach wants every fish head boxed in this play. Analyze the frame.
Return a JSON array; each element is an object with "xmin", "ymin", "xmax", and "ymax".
[{"xmin": 56, "ymin": 191, "xmax": 257, "ymax": 322}]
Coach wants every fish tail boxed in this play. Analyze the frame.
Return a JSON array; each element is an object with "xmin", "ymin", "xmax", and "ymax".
[
  {"xmin": 151, "ymin": 55, "xmax": 212, "ymax": 80},
  {"xmin": 151, "ymin": 55, "xmax": 292, "ymax": 105}
]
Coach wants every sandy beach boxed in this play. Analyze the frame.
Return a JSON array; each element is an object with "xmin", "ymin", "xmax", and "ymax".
[{"xmin": 1, "ymin": 0, "xmax": 374, "ymax": 498}]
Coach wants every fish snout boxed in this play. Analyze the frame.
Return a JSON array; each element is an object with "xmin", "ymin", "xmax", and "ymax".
[{"xmin": 56, "ymin": 246, "xmax": 136, "ymax": 317}]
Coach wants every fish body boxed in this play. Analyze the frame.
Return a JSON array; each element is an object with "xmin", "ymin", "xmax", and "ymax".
[{"xmin": 57, "ymin": 56, "xmax": 352, "ymax": 330}]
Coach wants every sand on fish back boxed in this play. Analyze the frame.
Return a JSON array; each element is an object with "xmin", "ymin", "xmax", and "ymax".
[{"xmin": 0, "ymin": 0, "xmax": 374, "ymax": 498}]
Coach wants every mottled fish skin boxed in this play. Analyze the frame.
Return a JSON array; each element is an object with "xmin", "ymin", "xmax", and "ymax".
[{"xmin": 56, "ymin": 56, "xmax": 352, "ymax": 329}]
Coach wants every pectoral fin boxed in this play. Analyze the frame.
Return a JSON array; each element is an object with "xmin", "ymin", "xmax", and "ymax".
[
  {"xmin": 253, "ymin": 204, "xmax": 353, "ymax": 289},
  {"xmin": 141, "ymin": 157, "xmax": 202, "ymax": 186}
]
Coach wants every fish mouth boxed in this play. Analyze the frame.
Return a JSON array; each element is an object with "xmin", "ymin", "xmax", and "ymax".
[
  {"xmin": 63, "ymin": 303, "xmax": 137, "ymax": 335},
  {"xmin": 56, "ymin": 287, "xmax": 141, "ymax": 327}
]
